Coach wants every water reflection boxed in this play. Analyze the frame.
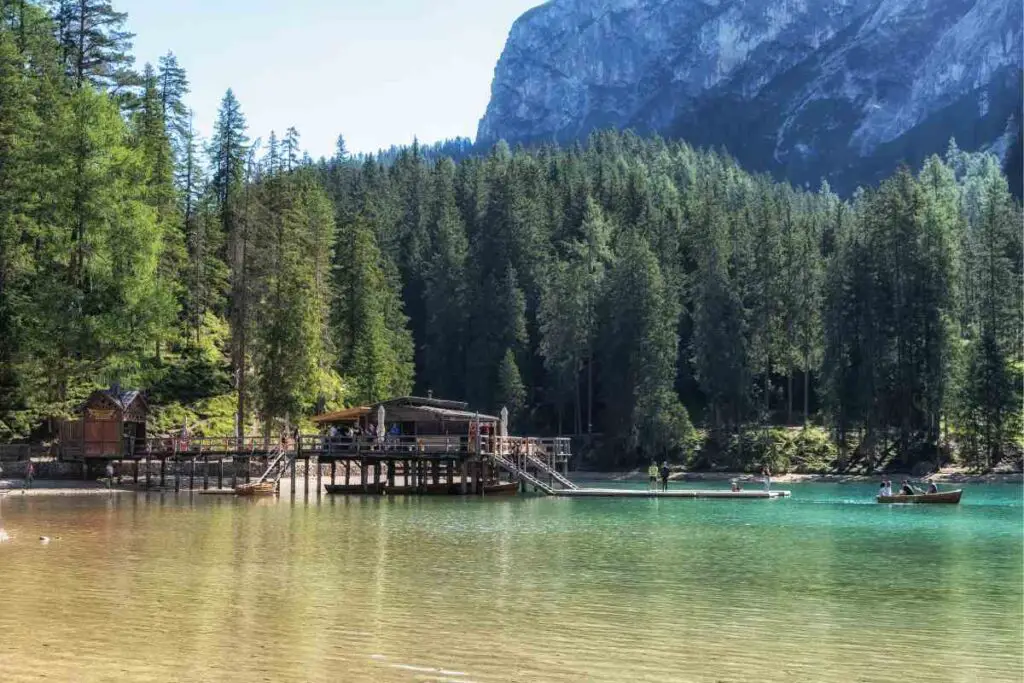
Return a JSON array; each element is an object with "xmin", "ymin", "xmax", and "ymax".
[{"xmin": 0, "ymin": 486, "xmax": 1020, "ymax": 682}]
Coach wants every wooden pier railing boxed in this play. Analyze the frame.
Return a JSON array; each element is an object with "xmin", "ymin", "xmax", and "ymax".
[{"xmin": 132, "ymin": 434, "xmax": 572, "ymax": 462}]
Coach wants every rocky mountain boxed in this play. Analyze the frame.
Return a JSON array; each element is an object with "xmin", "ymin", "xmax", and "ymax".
[{"xmin": 477, "ymin": 0, "xmax": 1023, "ymax": 193}]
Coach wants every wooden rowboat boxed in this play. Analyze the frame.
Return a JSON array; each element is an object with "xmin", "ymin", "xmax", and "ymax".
[
  {"xmin": 235, "ymin": 481, "xmax": 277, "ymax": 496},
  {"xmin": 323, "ymin": 483, "xmax": 385, "ymax": 493},
  {"xmin": 877, "ymin": 489, "xmax": 962, "ymax": 504}
]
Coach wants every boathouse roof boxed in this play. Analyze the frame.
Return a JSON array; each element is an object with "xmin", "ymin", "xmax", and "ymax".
[
  {"xmin": 311, "ymin": 406, "xmax": 370, "ymax": 424},
  {"xmin": 80, "ymin": 384, "xmax": 148, "ymax": 417},
  {"xmin": 377, "ymin": 396, "xmax": 469, "ymax": 411}
]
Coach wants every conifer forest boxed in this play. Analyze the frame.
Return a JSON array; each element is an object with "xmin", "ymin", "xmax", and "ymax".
[{"xmin": 0, "ymin": 1, "xmax": 1020, "ymax": 471}]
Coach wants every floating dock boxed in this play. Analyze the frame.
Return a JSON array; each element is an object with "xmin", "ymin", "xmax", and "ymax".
[{"xmin": 552, "ymin": 488, "xmax": 790, "ymax": 499}]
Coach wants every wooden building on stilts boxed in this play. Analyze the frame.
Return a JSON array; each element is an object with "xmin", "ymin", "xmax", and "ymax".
[{"xmin": 309, "ymin": 396, "xmax": 568, "ymax": 495}]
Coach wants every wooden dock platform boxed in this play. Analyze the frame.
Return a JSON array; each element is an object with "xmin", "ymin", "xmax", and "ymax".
[{"xmin": 553, "ymin": 488, "xmax": 791, "ymax": 499}]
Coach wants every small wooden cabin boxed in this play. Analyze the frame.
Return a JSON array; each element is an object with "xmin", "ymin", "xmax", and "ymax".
[
  {"xmin": 59, "ymin": 385, "xmax": 148, "ymax": 460},
  {"xmin": 369, "ymin": 396, "xmax": 498, "ymax": 436}
]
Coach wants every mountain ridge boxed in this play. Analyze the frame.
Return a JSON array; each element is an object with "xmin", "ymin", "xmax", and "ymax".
[{"xmin": 477, "ymin": 0, "xmax": 1023, "ymax": 193}]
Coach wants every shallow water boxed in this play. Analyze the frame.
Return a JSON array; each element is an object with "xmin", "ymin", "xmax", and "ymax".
[{"xmin": 0, "ymin": 483, "xmax": 1020, "ymax": 682}]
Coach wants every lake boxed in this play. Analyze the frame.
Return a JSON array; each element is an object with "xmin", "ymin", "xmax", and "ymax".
[{"xmin": 0, "ymin": 482, "xmax": 1021, "ymax": 682}]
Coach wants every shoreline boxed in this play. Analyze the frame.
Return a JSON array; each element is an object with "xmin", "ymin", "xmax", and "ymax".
[
  {"xmin": 574, "ymin": 468, "xmax": 1023, "ymax": 485},
  {"xmin": 2, "ymin": 467, "xmax": 1020, "ymax": 498}
]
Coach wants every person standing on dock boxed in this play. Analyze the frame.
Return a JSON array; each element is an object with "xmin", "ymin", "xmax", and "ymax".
[
  {"xmin": 762, "ymin": 465, "xmax": 771, "ymax": 492},
  {"xmin": 647, "ymin": 462, "xmax": 658, "ymax": 491},
  {"xmin": 105, "ymin": 462, "xmax": 115, "ymax": 489},
  {"xmin": 659, "ymin": 461, "xmax": 670, "ymax": 492}
]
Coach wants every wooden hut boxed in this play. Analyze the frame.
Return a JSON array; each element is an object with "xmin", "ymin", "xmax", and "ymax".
[
  {"xmin": 369, "ymin": 396, "xmax": 498, "ymax": 437},
  {"xmin": 59, "ymin": 385, "xmax": 148, "ymax": 460}
]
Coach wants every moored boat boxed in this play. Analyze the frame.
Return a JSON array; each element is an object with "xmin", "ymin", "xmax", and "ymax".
[
  {"xmin": 235, "ymin": 481, "xmax": 277, "ymax": 496},
  {"xmin": 876, "ymin": 489, "xmax": 962, "ymax": 504},
  {"xmin": 324, "ymin": 482, "xmax": 385, "ymax": 495}
]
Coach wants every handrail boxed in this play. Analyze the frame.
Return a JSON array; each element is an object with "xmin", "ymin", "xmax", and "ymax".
[
  {"xmin": 525, "ymin": 453, "xmax": 578, "ymax": 489},
  {"xmin": 487, "ymin": 452, "xmax": 553, "ymax": 495}
]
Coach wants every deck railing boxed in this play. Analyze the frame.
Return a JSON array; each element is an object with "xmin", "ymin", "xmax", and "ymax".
[{"xmin": 130, "ymin": 434, "xmax": 571, "ymax": 460}]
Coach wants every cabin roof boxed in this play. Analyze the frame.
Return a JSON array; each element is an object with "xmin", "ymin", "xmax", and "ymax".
[
  {"xmin": 375, "ymin": 396, "xmax": 469, "ymax": 411},
  {"xmin": 82, "ymin": 385, "xmax": 147, "ymax": 415},
  {"xmin": 311, "ymin": 406, "xmax": 370, "ymax": 423},
  {"xmin": 399, "ymin": 405, "xmax": 499, "ymax": 422}
]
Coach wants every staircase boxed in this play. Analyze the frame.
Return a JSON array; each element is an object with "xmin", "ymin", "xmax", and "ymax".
[
  {"xmin": 254, "ymin": 447, "xmax": 293, "ymax": 486},
  {"xmin": 525, "ymin": 454, "xmax": 578, "ymax": 490},
  {"xmin": 487, "ymin": 453, "xmax": 554, "ymax": 494}
]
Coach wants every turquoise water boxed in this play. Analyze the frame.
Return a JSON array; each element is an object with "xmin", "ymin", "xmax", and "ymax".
[{"xmin": 0, "ymin": 483, "xmax": 1020, "ymax": 682}]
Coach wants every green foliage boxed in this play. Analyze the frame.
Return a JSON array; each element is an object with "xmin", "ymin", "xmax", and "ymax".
[{"xmin": 1, "ymin": 3, "xmax": 1020, "ymax": 477}]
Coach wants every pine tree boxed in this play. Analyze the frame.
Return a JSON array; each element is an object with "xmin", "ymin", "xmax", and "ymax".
[
  {"xmin": 422, "ymin": 158, "xmax": 469, "ymax": 399},
  {"xmin": 50, "ymin": 0, "xmax": 135, "ymax": 92},
  {"xmin": 207, "ymin": 88, "xmax": 250, "ymax": 436},
  {"xmin": 601, "ymin": 230, "xmax": 691, "ymax": 463},
  {"xmin": 958, "ymin": 164, "xmax": 1023, "ymax": 466},
  {"xmin": 334, "ymin": 213, "xmax": 413, "ymax": 403},
  {"xmin": 0, "ymin": 23, "xmax": 40, "ymax": 433}
]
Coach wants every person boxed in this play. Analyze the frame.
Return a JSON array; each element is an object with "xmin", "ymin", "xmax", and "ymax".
[
  {"xmin": 927, "ymin": 482, "xmax": 938, "ymax": 494},
  {"xmin": 659, "ymin": 461, "xmax": 670, "ymax": 492},
  {"xmin": 762, "ymin": 465, "xmax": 772, "ymax": 492},
  {"xmin": 878, "ymin": 481, "xmax": 887, "ymax": 497},
  {"xmin": 900, "ymin": 479, "xmax": 916, "ymax": 496},
  {"xmin": 647, "ymin": 462, "xmax": 658, "ymax": 491},
  {"xmin": 105, "ymin": 462, "xmax": 115, "ymax": 489},
  {"xmin": 731, "ymin": 481, "xmax": 742, "ymax": 492},
  {"xmin": 882, "ymin": 480, "xmax": 893, "ymax": 497},
  {"xmin": 23, "ymin": 460, "xmax": 34, "ymax": 490}
]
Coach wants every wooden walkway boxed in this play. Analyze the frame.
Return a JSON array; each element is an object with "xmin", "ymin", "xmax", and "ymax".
[{"xmin": 551, "ymin": 488, "xmax": 791, "ymax": 499}]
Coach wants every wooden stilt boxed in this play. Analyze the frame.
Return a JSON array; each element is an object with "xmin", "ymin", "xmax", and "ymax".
[
  {"xmin": 304, "ymin": 458, "xmax": 310, "ymax": 497},
  {"xmin": 290, "ymin": 455, "xmax": 297, "ymax": 496},
  {"xmin": 316, "ymin": 456, "xmax": 322, "ymax": 496},
  {"xmin": 345, "ymin": 460, "xmax": 351, "ymax": 485},
  {"xmin": 145, "ymin": 457, "xmax": 151, "ymax": 489},
  {"xmin": 387, "ymin": 460, "xmax": 395, "ymax": 489},
  {"xmin": 360, "ymin": 458, "xmax": 367, "ymax": 492},
  {"xmin": 160, "ymin": 458, "xmax": 166, "ymax": 488},
  {"xmin": 330, "ymin": 460, "xmax": 336, "ymax": 485},
  {"xmin": 218, "ymin": 458, "xmax": 224, "ymax": 489},
  {"xmin": 190, "ymin": 457, "xmax": 195, "ymax": 490},
  {"xmin": 460, "ymin": 459, "xmax": 468, "ymax": 494},
  {"xmin": 432, "ymin": 460, "xmax": 439, "ymax": 486},
  {"xmin": 133, "ymin": 460, "xmax": 139, "ymax": 484}
]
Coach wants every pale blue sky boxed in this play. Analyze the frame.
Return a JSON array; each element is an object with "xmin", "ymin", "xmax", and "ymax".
[{"xmin": 120, "ymin": 0, "xmax": 542, "ymax": 158}]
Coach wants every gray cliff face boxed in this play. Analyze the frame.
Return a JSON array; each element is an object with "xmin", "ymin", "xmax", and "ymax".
[{"xmin": 477, "ymin": 0, "xmax": 1023, "ymax": 191}]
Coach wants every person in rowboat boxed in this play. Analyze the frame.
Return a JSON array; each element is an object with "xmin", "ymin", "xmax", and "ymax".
[
  {"xmin": 882, "ymin": 480, "xmax": 892, "ymax": 496},
  {"xmin": 899, "ymin": 480, "xmax": 917, "ymax": 496},
  {"xmin": 927, "ymin": 482, "xmax": 938, "ymax": 494}
]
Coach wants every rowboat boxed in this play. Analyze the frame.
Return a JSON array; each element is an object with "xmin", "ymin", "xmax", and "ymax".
[
  {"xmin": 323, "ymin": 483, "xmax": 385, "ymax": 493},
  {"xmin": 234, "ymin": 481, "xmax": 277, "ymax": 496},
  {"xmin": 876, "ymin": 489, "xmax": 962, "ymax": 504}
]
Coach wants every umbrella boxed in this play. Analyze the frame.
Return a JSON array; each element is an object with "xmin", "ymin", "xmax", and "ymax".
[
  {"xmin": 376, "ymin": 404, "xmax": 385, "ymax": 445},
  {"xmin": 499, "ymin": 406, "xmax": 509, "ymax": 456}
]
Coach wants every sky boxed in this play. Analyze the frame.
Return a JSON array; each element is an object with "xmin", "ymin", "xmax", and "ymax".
[{"xmin": 119, "ymin": 0, "xmax": 543, "ymax": 158}]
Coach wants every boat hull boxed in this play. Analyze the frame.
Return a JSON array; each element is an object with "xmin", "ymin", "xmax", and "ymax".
[
  {"xmin": 235, "ymin": 482, "xmax": 277, "ymax": 496},
  {"xmin": 877, "ymin": 489, "xmax": 962, "ymax": 504},
  {"xmin": 324, "ymin": 483, "xmax": 385, "ymax": 495}
]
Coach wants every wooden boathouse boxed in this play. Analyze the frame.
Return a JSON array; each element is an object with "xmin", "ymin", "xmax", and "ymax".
[
  {"xmin": 310, "ymin": 396, "xmax": 569, "ymax": 495},
  {"xmin": 59, "ymin": 384, "xmax": 149, "ymax": 475}
]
